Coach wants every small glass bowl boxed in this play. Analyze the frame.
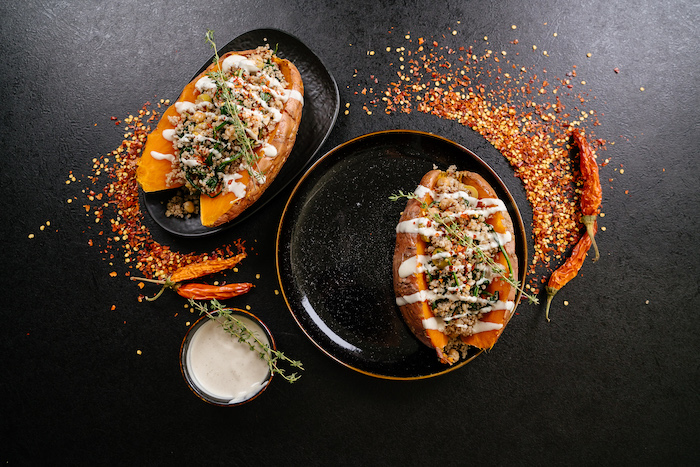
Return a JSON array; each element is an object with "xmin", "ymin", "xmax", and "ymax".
[{"xmin": 180, "ymin": 309, "xmax": 275, "ymax": 406}]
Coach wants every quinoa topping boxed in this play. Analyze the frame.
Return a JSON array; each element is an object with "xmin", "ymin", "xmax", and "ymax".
[
  {"xmin": 396, "ymin": 167, "xmax": 515, "ymax": 342},
  {"xmin": 162, "ymin": 46, "xmax": 290, "ymax": 198}
]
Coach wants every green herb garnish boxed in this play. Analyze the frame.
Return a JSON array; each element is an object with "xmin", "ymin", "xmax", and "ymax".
[
  {"xmin": 205, "ymin": 29, "xmax": 265, "ymax": 184},
  {"xmin": 191, "ymin": 299, "xmax": 304, "ymax": 383},
  {"xmin": 391, "ymin": 191, "xmax": 539, "ymax": 304}
]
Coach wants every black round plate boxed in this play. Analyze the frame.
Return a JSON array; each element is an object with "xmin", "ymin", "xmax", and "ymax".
[
  {"xmin": 276, "ymin": 130, "xmax": 528, "ymax": 379},
  {"xmin": 142, "ymin": 28, "xmax": 340, "ymax": 237}
]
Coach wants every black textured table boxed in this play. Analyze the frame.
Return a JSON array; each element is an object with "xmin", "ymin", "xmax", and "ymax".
[{"xmin": 3, "ymin": 1, "xmax": 698, "ymax": 464}]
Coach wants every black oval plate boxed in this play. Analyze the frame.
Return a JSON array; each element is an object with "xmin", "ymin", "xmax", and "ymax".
[
  {"xmin": 143, "ymin": 28, "xmax": 340, "ymax": 237},
  {"xmin": 276, "ymin": 130, "xmax": 528, "ymax": 379}
]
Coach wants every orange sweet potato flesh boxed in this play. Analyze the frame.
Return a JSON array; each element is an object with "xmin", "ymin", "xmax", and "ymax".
[
  {"xmin": 461, "ymin": 173, "xmax": 518, "ymax": 350},
  {"xmin": 413, "ymin": 211, "xmax": 450, "ymax": 352},
  {"xmin": 136, "ymin": 51, "xmax": 303, "ymax": 227},
  {"xmin": 393, "ymin": 169, "xmax": 518, "ymax": 363},
  {"xmin": 136, "ymin": 77, "xmax": 198, "ymax": 192},
  {"xmin": 393, "ymin": 170, "xmax": 452, "ymax": 363}
]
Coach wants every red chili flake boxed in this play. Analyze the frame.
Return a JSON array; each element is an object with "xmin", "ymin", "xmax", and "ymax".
[
  {"xmin": 80, "ymin": 102, "xmax": 246, "ymax": 282},
  {"xmin": 355, "ymin": 27, "xmax": 611, "ymax": 293}
]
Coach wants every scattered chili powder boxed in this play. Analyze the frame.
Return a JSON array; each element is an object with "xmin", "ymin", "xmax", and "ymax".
[
  {"xmin": 357, "ymin": 25, "xmax": 610, "ymax": 294},
  {"xmin": 78, "ymin": 100, "xmax": 246, "ymax": 290}
]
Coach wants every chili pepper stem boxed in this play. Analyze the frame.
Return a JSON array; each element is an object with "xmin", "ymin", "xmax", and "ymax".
[
  {"xmin": 130, "ymin": 276, "xmax": 176, "ymax": 301},
  {"xmin": 581, "ymin": 215, "xmax": 600, "ymax": 262},
  {"xmin": 130, "ymin": 276, "xmax": 167, "ymax": 285},
  {"xmin": 544, "ymin": 286, "xmax": 558, "ymax": 322},
  {"xmin": 145, "ymin": 285, "xmax": 168, "ymax": 302}
]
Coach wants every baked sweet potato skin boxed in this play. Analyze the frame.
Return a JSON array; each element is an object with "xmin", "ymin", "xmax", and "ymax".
[
  {"xmin": 392, "ymin": 170, "xmax": 441, "ymax": 350},
  {"xmin": 136, "ymin": 49, "xmax": 304, "ymax": 228},
  {"xmin": 459, "ymin": 170, "xmax": 518, "ymax": 349},
  {"xmin": 204, "ymin": 54, "xmax": 304, "ymax": 227},
  {"xmin": 392, "ymin": 169, "xmax": 518, "ymax": 363}
]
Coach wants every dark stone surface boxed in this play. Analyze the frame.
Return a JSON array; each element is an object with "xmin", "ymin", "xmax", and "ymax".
[{"xmin": 2, "ymin": 0, "xmax": 698, "ymax": 464}]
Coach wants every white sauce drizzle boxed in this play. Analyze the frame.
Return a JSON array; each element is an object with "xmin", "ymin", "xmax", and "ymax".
[
  {"xmin": 182, "ymin": 159, "xmax": 200, "ymax": 168},
  {"xmin": 284, "ymin": 89, "xmax": 304, "ymax": 104},
  {"xmin": 262, "ymin": 143, "xmax": 278, "ymax": 158},
  {"xmin": 175, "ymin": 101, "xmax": 196, "ymax": 114},
  {"xmin": 195, "ymin": 75, "xmax": 217, "ymax": 93},
  {"xmin": 421, "ymin": 316, "xmax": 503, "ymax": 334},
  {"xmin": 162, "ymin": 129, "xmax": 176, "ymax": 141},
  {"xmin": 222, "ymin": 54, "xmax": 260, "ymax": 74},
  {"xmin": 396, "ymin": 218, "xmax": 442, "ymax": 237},
  {"xmin": 150, "ymin": 151, "xmax": 175, "ymax": 163},
  {"xmin": 445, "ymin": 301, "xmax": 515, "ymax": 321},
  {"xmin": 469, "ymin": 321, "xmax": 504, "ymax": 333},
  {"xmin": 396, "ymin": 182, "xmax": 516, "ymax": 336},
  {"xmin": 396, "ymin": 290, "xmax": 514, "ymax": 309},
  {"xmin": 422, "ymin": 316, "xmax": 445, "ymax": 331},
  {"xmin": 398, "ymin": 255, "xmax": 432, "ymax": 278},
  {"xmin": 172, "ymin": 51, "xmax": 304, "ymax": 193},
  {"xmin": 222, "ymin": 172, "xmax": 247, "ymax": 199}
]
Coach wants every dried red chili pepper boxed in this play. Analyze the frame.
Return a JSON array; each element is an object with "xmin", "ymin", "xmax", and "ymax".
[
  {"xmin": 131, "ymin": 277, "xmax": 253, "ymax": 301},
  {"xmin": 169, "ymin": 252, "xmax": 246, "ymax": 283},
  {"xmin": 572, "ymin": 128, "xmax": 602, "ymax": 262},
  {"xmin": 175, "ymin": 282, "xmax": 253, "ymax": 300},
  {"xmin": 544, "ymin": 221, "xmax": 597, "ymax": 321},
  {"xmin": 543, "ymin": 130, "xmax": 603, "ymax": 320}
]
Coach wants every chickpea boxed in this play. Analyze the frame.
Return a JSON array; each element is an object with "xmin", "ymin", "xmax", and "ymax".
[
  {"xmin": 183, "ymin": 201, "xmax": 195, "ymax": 214},
  {"xmin": 448, "ymin": 349, "xmax": 460, "ymax": 362},
  {"xmin": 439, "ymin": 197, "xmax": 456, "ymax": 211},
  {"xmin": 432, "ymin": 248, "xmax": 450, "ymax": 269}
]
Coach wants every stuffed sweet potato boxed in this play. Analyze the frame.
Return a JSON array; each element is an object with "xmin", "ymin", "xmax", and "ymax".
[
  {"xmin": 392, "ymin": 167, "xmax": 519, "ymax": 364},
  {"xmin": 136, "ymin": 45, "xmax": 304, "ymax": 227}
]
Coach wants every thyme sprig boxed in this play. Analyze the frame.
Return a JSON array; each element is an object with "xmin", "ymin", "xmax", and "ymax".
[
  {"xmin": 204, "ymin": 30, "xmax": 265, "ymax": 184},
  {"xmin": 391, "ymin": 191, "xmax": 539, "ymax": 305},
  {"xmin": 190, "ymin": 299, "xmax": 304, "ymax": 383}
]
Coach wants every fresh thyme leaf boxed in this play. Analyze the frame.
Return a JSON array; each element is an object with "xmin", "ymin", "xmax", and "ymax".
[
  {"xmin": 388, "ymin": 190, "xmax": 419, "ymax": 202},
  {"xmin": 390, "ymin": 190, "xmax": 539, "ymax": 305},
  {"xmin": 190, "ymin": 299, "xmax": 304, "ymax": 383},
  {"xmin": 204, "ymin": 29, "xmax": 265, "ymax": 184}
]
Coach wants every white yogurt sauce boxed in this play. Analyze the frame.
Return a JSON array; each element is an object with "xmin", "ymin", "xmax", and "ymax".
[
  {"xmin": 150, "ymin": 151, "xmax": 175, "ymax": 163},
  {"xmin": 422, "ymin": 315, "xmax": 504, "ymax": 334},
  {"xmin": 398, "ymin": 255, "xmax": 432, "ymax": 278},
  {"xmin": 262, "ymin": 142, "xmax": 278, "ymax": 158},
  {"xmin": 175, "ymin": 101, "xmax": 196, "ymax": 114},
  {"xmin": 222, "ymin": 54, "xmax": 260, "ymax": 74},
  {"xmin": 283, "ymin": 89, "xmax": 304, "ymax": 104},
  {"xmin": 186, "ymin": 317, "xmax": 271, "ymax": 403},
  {"xmin": 195, "ymin": 75, "xmax": 217, "ymax": 93},
  {"xmin": 161, "ymin": 129, "xmax": 176, "ymax": 141},
  {"xmin": 222, "ymin": 172, "xmax": 247, "ymax": 199}
]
